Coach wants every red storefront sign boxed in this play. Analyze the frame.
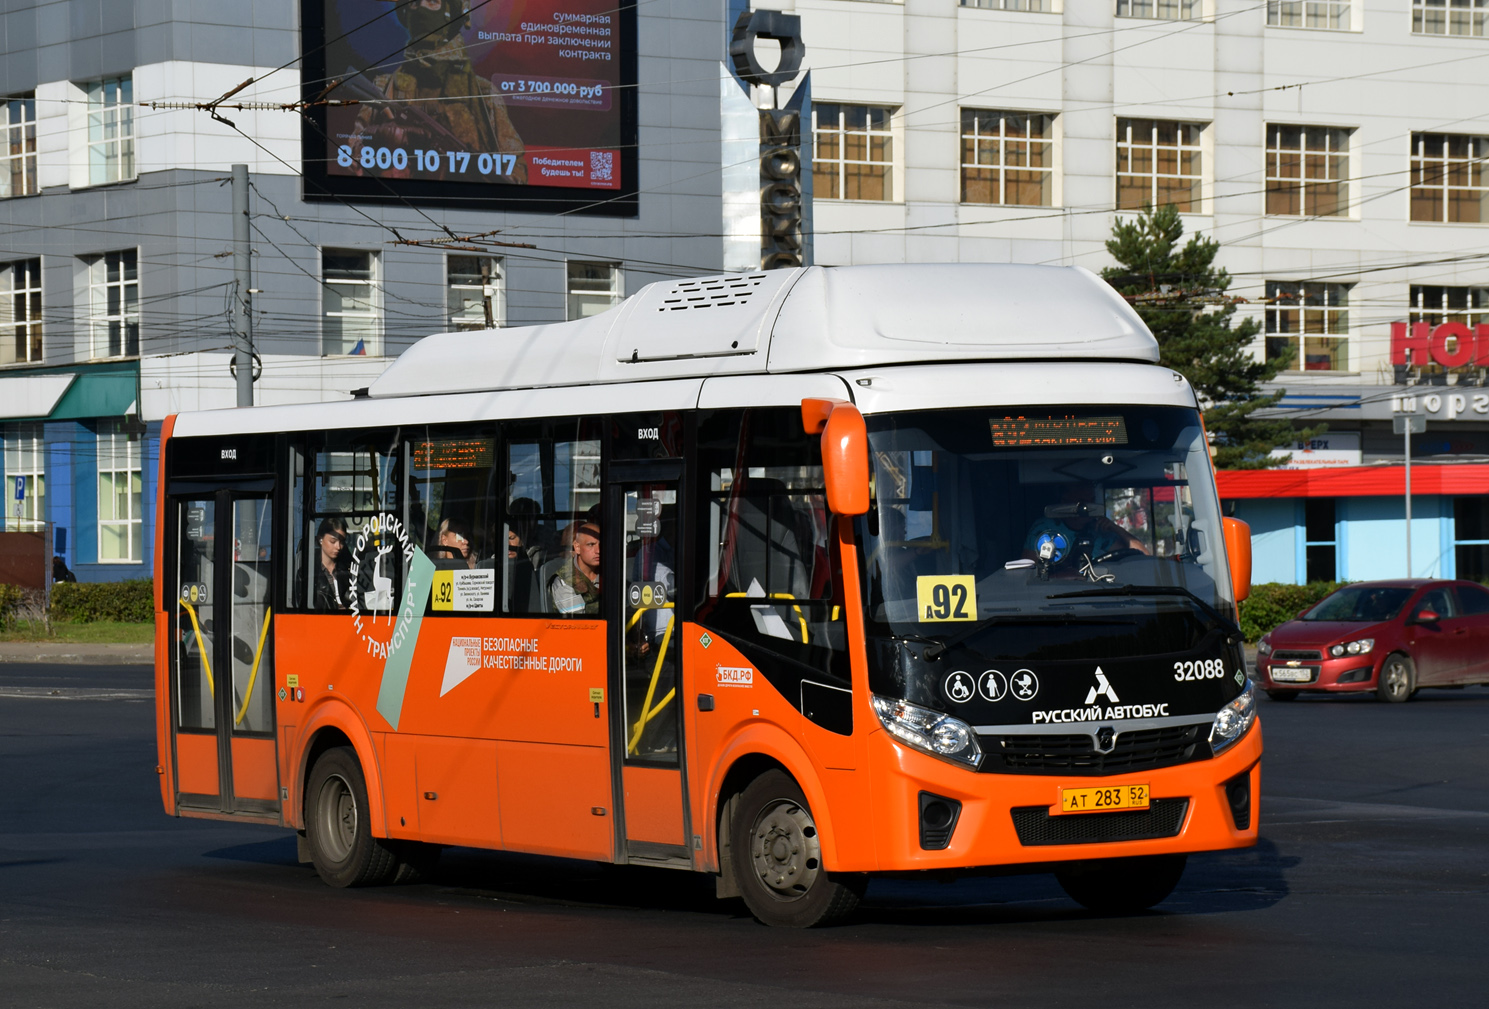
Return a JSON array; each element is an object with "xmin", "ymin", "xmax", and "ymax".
[{"xmin": 1391, "ymin": 321, "xmax": 1489, "ymax": 368}]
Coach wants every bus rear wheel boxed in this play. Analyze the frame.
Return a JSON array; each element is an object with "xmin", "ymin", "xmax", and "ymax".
[
  {"xmin": 305, "ymin": 746, "xmax": 398, "ymax": 887},
  {"xmin": 1055, "ymin": 854, "xmax": 1187, "ymax": 913},
  {"xmin": 730, "ymin": 770, "xmax": 865, "ymax": 928}
]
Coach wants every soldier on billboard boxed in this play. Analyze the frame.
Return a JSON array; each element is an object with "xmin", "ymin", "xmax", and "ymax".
[{"xmin": 347, "ymin": 0, "xmax": 527, "ymax": 183}]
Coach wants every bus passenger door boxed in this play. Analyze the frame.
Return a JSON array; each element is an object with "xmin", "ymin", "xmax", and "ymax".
[
  {"xmin": 609, "ymin": 465, "xmax": 691, "ymax": 864},
  {"xmin": 170, "ymin": 488, "xmax": 279, "ymax": 819}
]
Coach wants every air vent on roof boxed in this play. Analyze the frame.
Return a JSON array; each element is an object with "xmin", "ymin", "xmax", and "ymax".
[{"xmin": 656, "ymin": 273, "xmax": 767, "ymax": 312}]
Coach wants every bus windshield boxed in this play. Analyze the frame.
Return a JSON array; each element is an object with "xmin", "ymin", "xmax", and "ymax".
[{"xmin": 857, "ymin": 405, "xmax": 1232, "ymax": 681}]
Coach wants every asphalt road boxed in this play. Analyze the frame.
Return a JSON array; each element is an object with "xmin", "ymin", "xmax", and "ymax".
[{"xmin": 2, "ymin": 663, "xmax": 1486, "ymax": 1008}]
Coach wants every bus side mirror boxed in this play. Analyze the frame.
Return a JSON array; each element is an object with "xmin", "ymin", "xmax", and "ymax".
[
  {"xmin": 1223, "ymin": 516, "xmax": 1251, "ymax": 604},
  {"xmin": 802, "ymin": 398, "xmax": 870, "ymax": 516}
]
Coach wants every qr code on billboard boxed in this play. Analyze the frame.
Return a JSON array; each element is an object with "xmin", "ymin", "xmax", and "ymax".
[{"xmin": 590, "ymin": 151, "xmax": 613, "ymax": 182}]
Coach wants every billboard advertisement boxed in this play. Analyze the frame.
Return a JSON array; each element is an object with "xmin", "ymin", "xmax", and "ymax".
[{"xmin": 301, "ymin": 0, "xmax": 637, "ymax": 214}]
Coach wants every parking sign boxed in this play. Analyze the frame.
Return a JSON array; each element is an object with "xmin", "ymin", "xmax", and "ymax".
[{"xmin": 13, "ymin": 475, "xmax": 23, "ymax": 500}]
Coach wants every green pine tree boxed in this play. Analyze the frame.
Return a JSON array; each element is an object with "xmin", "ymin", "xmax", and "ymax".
[{"xmin": 1100, "ymin": 204, "xmax": 1320, "ymax": 470}]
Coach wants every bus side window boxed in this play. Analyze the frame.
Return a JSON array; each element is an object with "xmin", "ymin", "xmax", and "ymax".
[
  {"xmin": 288, "ymin": 442, "xmax": 306, "ymax": 608},
  {"xmin": 304, "ymin": 430, "xmax": 401, "ymax": 615},
  {"xmin": 503, "ymin": 418, "xmax": 602, "ymax": 616},
  {"xmin": 694, "ymin": 408, "xmax": 849, "ymax": 686},
  {"xmin": 405, "ymin": 427, "xmax": 498, "ymax": 615}
]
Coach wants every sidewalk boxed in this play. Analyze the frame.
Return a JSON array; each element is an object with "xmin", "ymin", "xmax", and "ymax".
[{"xmin": 0, "ymin": 641, "xmax": 154, "ymax": 664}]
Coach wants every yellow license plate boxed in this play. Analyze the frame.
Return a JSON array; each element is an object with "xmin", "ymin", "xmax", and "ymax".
[{"xmin": 1055, "ymin": 784, "xmax": 1150, "ymax": 815}]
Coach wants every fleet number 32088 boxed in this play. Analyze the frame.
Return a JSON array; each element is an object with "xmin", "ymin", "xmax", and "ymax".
[{"xmin": 1174, "ymin": 658, "xmax": 1227, "ymax": 681}]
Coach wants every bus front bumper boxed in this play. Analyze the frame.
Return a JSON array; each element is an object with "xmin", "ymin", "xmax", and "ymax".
[{"xmin": 856, "ymin": 718, "xmax": 1261, "ymax": 873}]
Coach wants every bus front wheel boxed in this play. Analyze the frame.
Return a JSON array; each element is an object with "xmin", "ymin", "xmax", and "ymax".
[
  {"xmin": 305, "ymin": 746, "xmax": 399, "ymax": 887},
  {"xmin": 730, "ymin": 770, "xmax": 866, "ymax": 928},
  {"xmin": 1055, "ymin": 854, "xmax": 1187, "ymax": 913}
]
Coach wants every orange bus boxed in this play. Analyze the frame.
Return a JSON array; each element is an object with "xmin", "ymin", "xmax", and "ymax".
[{"xmin": 154, "ymin": 264, "xmax": 1259, "ymax": 926}]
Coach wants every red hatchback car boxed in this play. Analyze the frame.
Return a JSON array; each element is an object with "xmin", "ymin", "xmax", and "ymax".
[{"xmin": 1256, "ymin": 579, "xmax": 1489, "ymax": 703}]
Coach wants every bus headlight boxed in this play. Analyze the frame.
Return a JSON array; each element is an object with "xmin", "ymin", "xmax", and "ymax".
[
  {"xmin": 1210, "ymin": 681, "xmax": 1257, "ymax": 754},
  {"xmin": 871, "ymin": 695, "xmax": 983, "ymax": 769}
]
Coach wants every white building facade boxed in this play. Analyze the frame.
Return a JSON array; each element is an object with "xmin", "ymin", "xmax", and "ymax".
[{"xmin": 792, "ymin": 0, "xmax": 1489, "ymax": 584}]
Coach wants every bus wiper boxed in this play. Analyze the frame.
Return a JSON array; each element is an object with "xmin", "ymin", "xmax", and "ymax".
[
  {"xmin": 919, "ymin": 613, "xmax": 1129, "ymax": 660},
  {"xmin": 1047, "ymin": 584, "xmax": 1244, "ymax": 645}
]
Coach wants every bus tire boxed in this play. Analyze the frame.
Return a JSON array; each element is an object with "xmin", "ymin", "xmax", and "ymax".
[
  {"xmin": 730, "ymin": 770, "xmax": 866, "ymax": 928},
  {"xmin": 305, "ymin": 746, "xmax": 398, "ymax": 887},
  {"xmin": 1377, "ymin": 654, "xmax": 1414, "ymax": 703},
  {"xmin": 1055, "ymin": 854, "xmax": 1186, "ymax": 913},
  {"xmin": 391, "ymin": 841, "xmax": 442, "ymax": 884}
]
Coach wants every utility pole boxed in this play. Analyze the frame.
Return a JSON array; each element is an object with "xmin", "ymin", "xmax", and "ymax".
[
  {"xmin": 1395, "ymin": 412, "xmax": 1426, "ymax": 577},
  {"xmin": 232, "ymin": 164, "xmax": 254, "ymax": 408}
]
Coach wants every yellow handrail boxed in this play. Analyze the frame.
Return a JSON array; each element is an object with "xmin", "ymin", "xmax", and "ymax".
[
  {"xmin": 179, "ymin": 599, "xmax": 213, "ymax": 698},
  {"xmin": 235, "ymin": 607, "xmax": 272, "ymax": 726},
  {"xmin": 723, "ymin": 591, "xmax": 810, "ymax": 642},
  {"xmin": 627, "ymin": 602, "xmax": 676, "ymax": 755}
]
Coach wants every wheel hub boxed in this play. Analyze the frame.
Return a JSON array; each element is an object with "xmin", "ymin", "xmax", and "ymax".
[
  {"xmin": 750, "ymin": 799, "xmax": 822, "ymax": 900},
  {"xmin": 316, "ymin": 773, "xmax": 357, "ymax": 862}
]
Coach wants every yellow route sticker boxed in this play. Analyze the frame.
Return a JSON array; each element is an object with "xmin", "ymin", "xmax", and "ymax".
[
  {"xmin": 431, "ymin": 570, "xmax": 455, "ymax": 611},
  {"xmin": 589, "ymin": 687, "xmax": 605, "ymax": 703},
  {"xmin": 916, "ymin": 575, "xmax": 977, "ymax": 623}
]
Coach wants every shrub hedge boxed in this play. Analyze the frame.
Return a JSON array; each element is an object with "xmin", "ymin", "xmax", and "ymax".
[
  {"xmin": 1238, "ymin": 581, "xmax": 1346, "ymax": 642},
  {"xmin": 0, "ymin": 582, "xmax": 23, "ymax": 627},
  {"xmin": 50, "ymin": 579, "xmax": 154, "ymax": 623}
]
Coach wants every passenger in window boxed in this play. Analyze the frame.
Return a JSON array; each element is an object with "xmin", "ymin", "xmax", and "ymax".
[
  {"xmin": 314, "ymin": 517, "xmax": 351, "ymax": 611},
  {"xmin": 551, "ymin": 521, "xmax": 602, "ymax": 615},
  {"xmin": 434, "ymin": 517, "xmax": 476, "ymax": 568},
  {"xmin": 508, "ymin": 497, "xmax": 543, "ymax": 565}
]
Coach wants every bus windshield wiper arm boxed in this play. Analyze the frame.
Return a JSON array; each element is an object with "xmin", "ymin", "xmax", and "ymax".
[
  {"xmin": 1047, "ymin": 584, "xmax": 1244, "ymax": 644},
  {"xmin": 918, "ymin": 613, "xmax": 1124, "ymax": 660}
]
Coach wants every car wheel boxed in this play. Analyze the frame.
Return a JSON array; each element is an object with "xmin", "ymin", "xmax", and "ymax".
[
  {"xmin": 1055, "ymin": 854, "xmax": 1187, "ymax": 913},
  {"xmin": 305, "ymin": 746, "xmax": 399, "ymax": 887},
  {"xmin": 1265, "ymin": 690, "xmax": 1299, "ymax": 702},
  {"xmin": 730, "ymin": 770, "xmax": 866, "ymax": 928},
  {"xmin": 1376, "ymin": 654, "xmax": 1415, "ymax": 704}
]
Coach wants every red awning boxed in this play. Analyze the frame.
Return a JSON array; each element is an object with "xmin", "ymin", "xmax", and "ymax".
[{"xmin": 1216, "ymin": 463, "xmax": 1489, "ymax": 499}]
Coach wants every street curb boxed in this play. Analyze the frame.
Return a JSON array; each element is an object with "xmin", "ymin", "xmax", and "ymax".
[{"xmin": 0, "ymin": 642, "xmax": 154, "ymax": 665}]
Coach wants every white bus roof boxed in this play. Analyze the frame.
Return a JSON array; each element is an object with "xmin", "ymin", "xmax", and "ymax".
[{"xmin": 367, "ymin": 263, "xmax": 1158, "ymax": 400}]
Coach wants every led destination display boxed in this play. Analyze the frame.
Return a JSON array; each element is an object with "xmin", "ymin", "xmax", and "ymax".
[
  {"xmin": 989, "ymin": 416, "xmax": 1130, "ymax": 448},
  {"xmin": 303, "ymin": 0, "xmax": 636, "ymax": 212}
]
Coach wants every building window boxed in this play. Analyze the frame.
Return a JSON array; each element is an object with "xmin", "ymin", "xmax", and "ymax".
[
  {"xmin": 1267, "ymin": 1, "xmax": 1352, "ymax": 29},
  {"xmin": 1410, "ymin": 284, "xmax": 1489, "ymax": 330},
  {"xmin": 566, "ymin": 261, "xmax": 621, "ymax": 320},
  {"xmin": 1265, "ymin": 281, "xmax": 1350, "ymax": 371},
  {"xmin": 1304, "ymin": 498, "xmax": 1337, "ymax": 584},
  {"xmin": 1, "ymin": 258, "xmax": 42, "ymax": 365},
  {"xmin": 98, "ymin": 428, "xmax": 142, "ymax": 562},
  {"xmin": 447, "ymin": 256, "xmax": 504, "ymax": 330},
  {"xmin": 960, "ymin": 110, "xmax": 1054, "ymax": 206},
  {"xmin": 1, "ymin": 94, "xmax": 37, "ymax": 199},
  {"xmin": 85, "ymin": 250, "xmax": 139, "ymax": 359},
  {"xmin": 1117, "ymin": 0, "xmax": 1198, "ymax": 17},
  {"xmin": 1415, "ymin": 0, "xmax": 1488, "ymax": 36},
  {"xmin": 812, "ymin": 104, "xmax": 894, "ymax": 202},
  {"xmin": 1410, "ymin": 133, "xmax": 1489, "ymax": 224},
  {"xmin": 960, "ymin": 1, "xmax": 1053, "ymax": 9},
  {"xmin": 1116, "ymin": 118, "xmax": 1203, "ymax": 212},
  {"xmin": 1454, "ymin": 497, "xmax": 1489, "ymax": 582},
  {"xmin": 85, "ymin": 76, "xmax": 135, "ymax": 186},
  {"xmin": 1266, "ymin": 125, "xmax": 1350, "ymax": 217},
  {"xmin": 322, "ymin": 250, "xmax": 380, "ymax": 356},
  {"xmin": 3, "ymin": 423, "xmax": 45, "ymax": 532}
]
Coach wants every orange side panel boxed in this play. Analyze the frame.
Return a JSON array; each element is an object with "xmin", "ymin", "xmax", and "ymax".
[
  {"xmin": 413, "ymin": 736, "xmax": 500, "ymax": 848},
  {"xmin": 622, "ymin": 765, "xmax": 685, "ymax": 846},
  {"xmin": 380, "ymin": 732, "xmax": 420, "ymax": 838},
  {"xmin": 497, "ymin": 740, "xmax": 612, "ymax": 860},
  {"xmin": 230, "ymin": 736, "xmax": 280, "ymax": 800},
  {"xmin": 175, "ymin": 732, "xmax": 219, "ymax": 796}
]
